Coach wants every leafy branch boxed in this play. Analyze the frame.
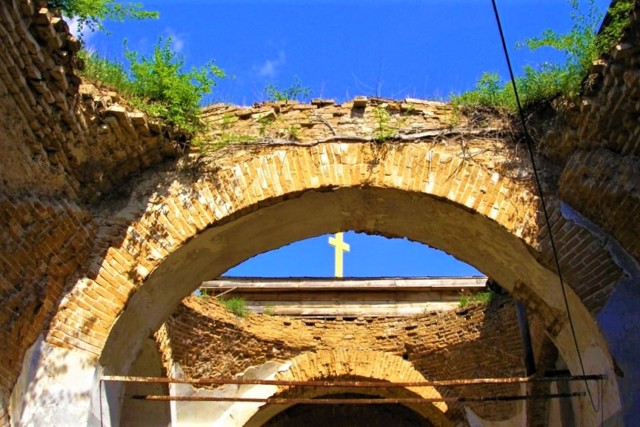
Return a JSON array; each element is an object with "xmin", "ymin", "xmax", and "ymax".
[
  {"xmin": 452, "ymin": 0, "xmax": 633, "ymax": 112},
  {"xmin": 79, "ymin": 37, "xmax": 225, "ymax": 137},
  {"xmin": 48, "ymin": 0, "xmax": 158, "ymax": 34},
  {"xmin": 125, "ymin": 38, "xmax": 225, "ymax": 135},
  {"xmin": 264, "ymin": 77, "xmax": 312, "ymax": 103}
]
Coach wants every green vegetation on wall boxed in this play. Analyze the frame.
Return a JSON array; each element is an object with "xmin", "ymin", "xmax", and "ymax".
[
  {"xmin": 79, "ymin": 38, "xmax": 225, "ymax": 136},
  {"xmin": 48, "ymin": 0, "xmax": 158, "ymax": 33},
  {"xmin": 219, "ymin": 297, "xmax": 249, "ymax": 318},
  {"xmin": 452, "ymin": 0, "xmax": 633, "ymax": 112},
  {"xmin": 458, "ymin": 291, "xmax": 494, "ymax": 309},
  {"xmin": 52, "ymin": 1, "xmax": 222, "ymax": 138},
  {"xmin": 372, "ymin": 105, "xmax": 398, "ymax": 142},
  {"xmin": 264, "ymin": 77, "xmax": 312, "ymax": 103},
  {"xmin": 125, "ymin": 39, "xmax": 225, "ymax": 135},
  {"xmin": 65, "ymin": 0, "xmax": 635, "ymax": 146}
]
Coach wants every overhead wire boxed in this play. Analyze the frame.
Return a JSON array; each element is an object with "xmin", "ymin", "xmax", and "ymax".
[{"xmin": 489, "ymin": 0, "xmax": 601, "ymax": 413}]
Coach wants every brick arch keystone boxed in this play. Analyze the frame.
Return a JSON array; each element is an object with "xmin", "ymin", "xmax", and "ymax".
[{"xmin": 42, "ymin": 140, "xmax": 624, "ymax": 425}]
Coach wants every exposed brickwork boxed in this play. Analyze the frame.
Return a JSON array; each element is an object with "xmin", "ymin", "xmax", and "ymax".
[
  {"xmin": 0, "ymin": 0, "xmax": 87, "ymax": 200},
  {"xmin": 0, "ymin": 0, "xmax": 638, "ymax": 424},
  {"xmin": 0, "ymin": 194, "xmax": 95, "ymax": 399},
  {"xmin": 539, "ymin": 1, "xmax": 640, "ymax": 263},
  {"xmin": 268, "ymin": 349, "xmax": 450, "ymax": 427},
  {"xmin": 532, "ymin": 203, "xmax": 625, "ymax": 313},
  {"xmin": 70, "ymin": 83, "xmax": 180, "ymax": 200},
  {"xmin": 0, "ymin": 2, "xmax": 179, "ymax": 411},
  {"xmin": 0, "ymin": 1, "xmax": 178, "ymax": 202},
  {"xmin": 541, "ymin": 1, "xmax": 640, "ymax": 163},
  {"xmin": 559, "ymin": 149, "xmax": 640, "ymax": 262},
  {"xmin": 201, "ymin": 97, "xmax": 506, "ymax": 145},
  {"xmin": 160, "ymin": 295, "xmax": 534, "ymax": 424},
  {"xmin": 44, "ymin": 133, "xmax": 625, "ymax": 361}
]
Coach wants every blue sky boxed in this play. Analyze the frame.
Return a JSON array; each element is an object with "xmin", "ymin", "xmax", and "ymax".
[{"xmin": 80, "ymin": 0, "xmax": 610, "ymax": 278}]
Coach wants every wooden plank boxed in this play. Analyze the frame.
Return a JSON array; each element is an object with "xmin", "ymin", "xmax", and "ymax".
[
  {"xmin": 201, "ymin": 276, "xmax": 488, "ymax": 317},
  {"xmin": 216, "ymin": 291, "xmax": 462, "ymax": 302},
  {"xmin": 247, "ymin": 302, "xmax": 460, "ymax": 317},
  {"xmin": 201, "ymin": 276, "xmax": 487, "ymax": 291}
]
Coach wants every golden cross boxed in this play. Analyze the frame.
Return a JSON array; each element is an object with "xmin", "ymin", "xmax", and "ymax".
[{"xmin": 328, "ymin": 232, "xmax": 350, "ymax": 278}]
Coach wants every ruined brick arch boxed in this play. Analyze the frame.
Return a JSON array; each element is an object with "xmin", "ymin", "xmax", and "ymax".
[
  {"xmin": 240, "ymin": 349, "xmax": 454, "ymax": 427},
  {"xmin": 43, "ymin": 140, "xmax": 624, "ymax": 424}
]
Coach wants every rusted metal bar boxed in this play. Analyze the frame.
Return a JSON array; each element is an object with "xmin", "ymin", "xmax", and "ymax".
[
  {"xmin": 103, "ymin": 374, "xmax": 606, "ymax": 387},
  {"xmin": 128, "ymin": 392, "xmax": 585, "ymax": 404},
  {"xmin": 99, "ymin": 379, "xmax": 104, "ymax": 427}
]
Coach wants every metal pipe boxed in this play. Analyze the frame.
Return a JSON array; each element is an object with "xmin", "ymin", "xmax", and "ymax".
[
  {"xmin": 516, "ymin": 300, "xmax": 537, "ymax": 376},
  {"xmin": 103, "ymin": 374, "xmax": 605, "ymax": 387},
  {"xmin": 127, "ymin": 392, "xmax": 585, "ymax": 404}
]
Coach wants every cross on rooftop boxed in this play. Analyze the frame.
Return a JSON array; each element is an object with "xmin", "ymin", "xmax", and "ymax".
[{"xmin": 328, "ymin": 232, "xmax": 350, "ymax": 278}]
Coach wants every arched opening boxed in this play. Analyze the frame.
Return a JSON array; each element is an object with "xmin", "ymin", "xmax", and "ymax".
[
  {"xmin": 97, "ymin": 185, "xmax": 620, "ymax": 425},
  {"xmin": 257, "ymin": 392, "xmax": 436, "ymax": 427},
  {"xmin": 224, "ymin": 231, "xmax": 481, "ymax": 278},
  {"xmin": 20, "ymin": 140, "xmax": 625, "ymax": 426},
  {"xmin": 157, "ymin": 349, "xmax": 453, "ymax": 427}
]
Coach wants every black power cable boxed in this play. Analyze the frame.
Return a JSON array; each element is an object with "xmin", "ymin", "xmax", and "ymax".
[{"xmin": 489, "ymin": 0, "xmax": 601, "ymax": 413}]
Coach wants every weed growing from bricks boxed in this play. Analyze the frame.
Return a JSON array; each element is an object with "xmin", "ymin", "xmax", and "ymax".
[{"xmin": 219, "ymin": 297, "xmax": 249, "ymax": 318}]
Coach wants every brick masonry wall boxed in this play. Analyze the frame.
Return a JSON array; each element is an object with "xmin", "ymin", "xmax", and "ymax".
[
  {"xmin": 266, "ymin": 348, "xmax": 451, "ymax": 426},
  {"xmin": 540, "ymin": 1, "xmax": 640, "ymax": 262},
  {"xmin": 0, "ymin": 0, "xmax": 81, "ymax": 200},
  {"xmin": 0, "ymin": 194, "xmax": 95, "ymax": 424},
  {"xmin": 160, "ymin": 295, "xmax": 558, "ymax": 424},
  {"xmin": 541, "ymin": 1, "xmax": 640, "ymax": 163},
  {"xmin": 0, "ymin": 0, "xmax": 632, "ymax": 378},
  {"xmin": 0, "ymin": 1, "xmax": 638, "ymax": 425},
  {"xmin": 0, "ymin": 3, "xmax": 184, "ymax": 421},
  {"xmin": 43, "ymin": 134, "xmax": 626, "ymax": 363},
  {"xmin": 200, "ymin": 96, "xmax": 506, "ymax": 145},
  {"xmin": 0, "ymin": 1, "xmax": 178, "ymax": 202}
]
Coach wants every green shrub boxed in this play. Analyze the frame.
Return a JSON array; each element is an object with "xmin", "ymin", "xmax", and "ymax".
[
  {"xmin": 372, "ymin": 105, "xmax": 396, "ymax": 142},
  {"xmin": 220, "ymin": 297, "xmax": 249, "ymax": 317},
  {"xmin": 197, "ymin": 289, "xmax": 211, "ymax": 299},
  {"xmin": 78, "ymin": 38, "xmax": 225, "ymax": 137},
  {"xmin": 458, "ymin": 291, "xmax": 493, "ymax": 308},
  {"xmin": 521, "ymin": 0, "xmax": 632, "ymax": 98},
  {"xmin": 126, "ymin": 38, "xmax": 225, "ymax": 135},
  {"xmin": 48, "ymin": 0, "xmax": 158, "ymax": 34},
  {"xmin": 287, "ymin": 124, "xmax": 301, "ymax": 140},
  {"xmin": 78, "ymin": 50, "xmax": 133, "ymax": 92},
  {"xmin": 451, "ymin": 72, "xmax": 512, "ymax": 111},
  {"xmin": 452, "ymin": 0, "xmax": 633, "ymax": 112},
  {"xmin": 264, "ymin": 77, "xmax": 311, "ymax": 103}
]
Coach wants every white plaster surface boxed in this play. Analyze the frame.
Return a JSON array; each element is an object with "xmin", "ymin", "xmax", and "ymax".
[
  {"xmin": 169, "ymin": 361, "xmax": 287, "ymax": 426},
  {"xmin": 465, "ymin": 384, "xmax": 526, "ymax": 427},
  {"xmin": 10, "ymin": 336, "xmax": 97, "ymax": 427}
]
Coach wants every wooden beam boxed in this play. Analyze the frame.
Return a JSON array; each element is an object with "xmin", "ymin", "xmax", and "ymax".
[{"xmin": 201, "ymin": 276, "xmax": 488, "ymax": 292}]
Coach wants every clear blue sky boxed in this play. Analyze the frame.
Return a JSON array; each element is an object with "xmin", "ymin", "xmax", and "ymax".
[{"xmin": 79, "ymin": 0, "xmax": 610, "ymax": 278}]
